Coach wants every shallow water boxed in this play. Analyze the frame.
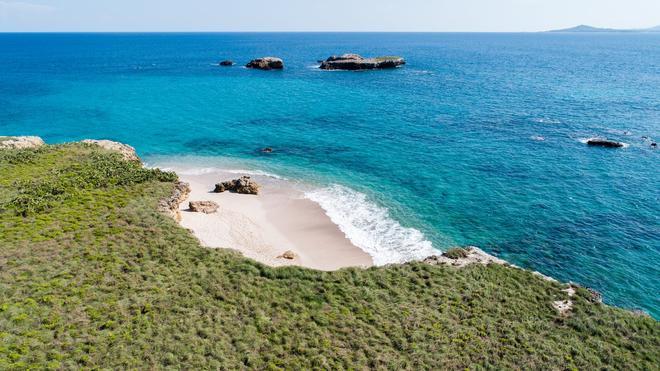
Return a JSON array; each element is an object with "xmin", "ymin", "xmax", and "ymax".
[{"xmin": 1, "ymin": 32, "xmax": 658, "ymax": 317}]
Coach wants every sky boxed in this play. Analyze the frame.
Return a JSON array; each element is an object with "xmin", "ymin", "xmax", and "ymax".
[{"xmin": 1, "ymin": 0, "xmax": 659, "ymax": 32}]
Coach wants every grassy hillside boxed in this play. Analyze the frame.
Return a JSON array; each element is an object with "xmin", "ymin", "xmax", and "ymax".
[{"xmin": 1, "ymin": 144, "xmax": 658, "ymax": 369}]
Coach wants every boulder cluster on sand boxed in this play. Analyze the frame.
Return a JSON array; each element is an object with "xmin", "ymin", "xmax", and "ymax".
[
  {"xmin": 423, "ymin": 246, "xmax": 507, "ymax": 268},
  {"xmin": 0, "ymin": 136, "xmax": 45, "ymax": 149},
  {"xmin": 158, "ymin": 181, "xmax": 191, "ymax": 221},
  {"xmin": 586, "ymin": 138, "xmax": 625, "ymax": 148},
  {"xmin": 81, "ymin": 139, "xmax": 141, "ymax": 162},
  {"xmin": 245, "ymin": 57, "xmax": 284, "ymax": 70},
  {"xmin": 319, "ymin": 54, "xmax": 406, "ymax": 70},
  {"xmin": 278, "ymin": 250, "xmax": 296, "ymax": 260},
  {"xmin": 214, "ymin": 176, "xmax": 260, "ymax": 195},
  {"xmin": 189, "ymin": 200, "xmax": 219, "ymax": 214}
]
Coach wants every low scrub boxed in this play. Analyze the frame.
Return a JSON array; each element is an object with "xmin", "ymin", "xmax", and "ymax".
[{"xmin": 0, "ymin": 144, "xmax": 658, "ymax": 369}]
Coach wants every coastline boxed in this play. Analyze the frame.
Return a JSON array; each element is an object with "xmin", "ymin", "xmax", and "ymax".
[{"xmin": 174, "ymin": 169, "xmax": 374, "ymax": 271}]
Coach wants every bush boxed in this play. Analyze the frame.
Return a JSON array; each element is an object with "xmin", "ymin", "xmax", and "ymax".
[
  {"xmin": 1, "ymin": 144, "xmax": 658, "ymax": 369},
  {"xmin": 2, "ymin": 151, "xmax": 177, "ymax": 216},
  {"xmin": 443, "ymin": 247, "xmax": 470, "ymax": 259}
]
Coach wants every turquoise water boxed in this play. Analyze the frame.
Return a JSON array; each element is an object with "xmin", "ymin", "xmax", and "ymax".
[{"xmin": 1, "ymin": 33, "xmax": 658, "ymax": 317}]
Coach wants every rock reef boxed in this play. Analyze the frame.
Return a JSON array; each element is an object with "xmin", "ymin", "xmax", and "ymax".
[
  {"xmin": 0, "ymin": 136, "xmax": 45, "ymax": 149},
  {"xmin": 81, "ymin": 139, "xmax": 141, "ymax": 162},
  {"xmin": 319, "ymin": 54, "xmax": 406, "ymax": 70},
  {"xmin": 214, "ymin": 176, "xmax": 260, "ymax": 195},
  {"xmin": 246, "ymin": 57, "xmax": 284, "ymax": 70}
]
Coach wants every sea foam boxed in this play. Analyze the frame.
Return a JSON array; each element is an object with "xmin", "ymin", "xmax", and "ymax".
[
  {"xmin": 305, "ymin": 184, "xmax": 437, "ymax": 265},
  {"xmin": 155, "ymin": 166, "xmax": 286, "ymax": 180}
]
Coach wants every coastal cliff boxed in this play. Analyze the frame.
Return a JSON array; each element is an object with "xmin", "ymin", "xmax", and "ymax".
[{"xmin": 0, "ymin": 138, "xmax": 657, "ymax": 369}]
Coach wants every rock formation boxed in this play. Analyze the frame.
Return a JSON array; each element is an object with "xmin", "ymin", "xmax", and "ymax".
[
  {"xmin": 189, "ymin": 201, "xmax": 219, "ymax": 214},
  {"xmin": 0, "ymin": 136, "xmax": 45, "ymax": 149},
  {"xmin": 81, "ymin": 139, "xmax": 140, "ymax": 162},
  {"xmin": 586, "ymin": 138, "xmax": 624, "ymax": 148},
  {"xmin": 213, "ymin": 176, "xmax": 260, "ymax": 195},
  {"xmin": 319, "ymin": 54, "xmax": 406, "ymax": 70},
  {"xmin": 245, "ymin": 57, "xmax": 284, "ymax": 70},
  {"xmin": 158, "ymin": 181, "xmax": 191, "ymax": 221},
  {"xmin": 423, "ymin": 246, "xmax": 506, "ymax": 268},
  {"xmin": 261, "ymin": 147, "xmax": 273, "ymax": 153},
  {"xmin": 278, "ymin": 250, "xmax": 296, "ymax": 260},
  {"xmin": 219, "ymin": 60, "xmax": 234, "ymax": 66}
]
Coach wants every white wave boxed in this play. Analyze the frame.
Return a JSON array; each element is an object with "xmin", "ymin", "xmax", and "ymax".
[
  {"xmin": 305, "ymin": 185, "xmax": 436, "ymax": 265},
  {"xmin": 147, "ymin": 164, "xmax": 287, "ymax": 180},
  {"xmin": 222, "ymin": 168, "xmax": 287, "ymax": 180},
  {"xmin": 532, "ymin": 117, "xmax": 562, "ymax": 124},
  {"xmin": 174, "ymin": 167, "xmax": 286, "ymax": 179}
]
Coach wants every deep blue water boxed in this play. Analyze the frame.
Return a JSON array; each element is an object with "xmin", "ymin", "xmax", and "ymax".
[{"xmin": 1, "ymin": 33, "xmax": 658, "ymax": 317}]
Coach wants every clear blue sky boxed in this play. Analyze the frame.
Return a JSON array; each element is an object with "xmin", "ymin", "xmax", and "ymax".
[{"xmin": 1, "ymin": 0, "xmax": 659, "ymax": 32}]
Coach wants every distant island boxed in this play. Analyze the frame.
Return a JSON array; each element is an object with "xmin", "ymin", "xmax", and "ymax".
[{"xmin": 548, "ymin": 24, "xmax": 660, "ymax": 33}]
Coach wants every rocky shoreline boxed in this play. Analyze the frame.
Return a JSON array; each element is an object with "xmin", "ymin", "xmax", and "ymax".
[{"xmin": 2, "ymin": 135, "xmax": 629, "ymax": 317}]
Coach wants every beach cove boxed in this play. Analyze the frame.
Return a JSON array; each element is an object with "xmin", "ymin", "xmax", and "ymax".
[{"xmin": 1, "ymin": 32, "xmax": 658, "ymax": 317}]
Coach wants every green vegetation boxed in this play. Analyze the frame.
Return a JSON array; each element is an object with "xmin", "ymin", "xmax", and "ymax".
[
  {"xmin": 443, "ymin": 248, "xmax": 470, "ymax": 260},
  {"xmin": 1, "ymin": 144, "xmax": 658, "ymax": 369}
]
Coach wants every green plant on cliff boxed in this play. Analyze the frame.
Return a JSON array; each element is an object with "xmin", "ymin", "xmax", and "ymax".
[
  {"xmin": 442, "ymin": 248, "xmax": 470, "ymax": 260},
  {"xmin": 0, "ymin": 144, "xmax": 658, "ymax": 369}
]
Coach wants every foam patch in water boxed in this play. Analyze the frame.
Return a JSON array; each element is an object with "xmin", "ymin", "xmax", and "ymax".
[{"xmin": 305, "ymin": 184, "xmax": 437, "ymax": 265}]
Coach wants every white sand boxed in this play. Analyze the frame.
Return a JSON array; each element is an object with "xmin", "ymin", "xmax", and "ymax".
[{"xmin": 176, "ymin": 171, "xmax": 373, "ymax": 271}]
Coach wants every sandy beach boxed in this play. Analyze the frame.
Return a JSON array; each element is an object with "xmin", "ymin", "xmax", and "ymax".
[{"xmin": 176, "ymin": 170, "xmax": 373, "ymax": 271}]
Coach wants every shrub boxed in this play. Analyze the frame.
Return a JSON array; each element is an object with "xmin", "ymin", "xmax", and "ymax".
[
  {"xmin": 443, "ymin": 247, "xmax": 470, "ymax": 259},
  {"xmin": 2, "ymin": 151, "xmax": 177, "ymax": 216}
]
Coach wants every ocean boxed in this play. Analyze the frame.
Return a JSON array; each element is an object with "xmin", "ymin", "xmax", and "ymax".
[{"xmin": 1, "ymin": 32, "xmax": 658, "ymax": 317}]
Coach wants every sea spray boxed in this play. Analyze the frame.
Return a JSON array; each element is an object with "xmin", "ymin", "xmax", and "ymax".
[{"xmin": 305, "ymin": 184, "xmax": 437, "ymax": 265}]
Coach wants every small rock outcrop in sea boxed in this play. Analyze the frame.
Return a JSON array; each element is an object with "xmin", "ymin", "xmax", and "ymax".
[
  {"xmin": 245, "ymin": 57, "xmax": 284, "ymax": 70},
  {"xmin": 278, "ymin": 250, "xmax": 296, "ymax": 260},
  {"xmin": 189, "ymin": 201, "xmax": 219, "ymax": 214},
  {"xmin": 423, "ymin": 246, "xmax": 506, "ymax": 268},
  {"xmin": 261, "ymin": 147, "xmax": 273, "ymax": 153},
  {"xmin": 319, "ymin": 54, "xmax": 406, "ymax": 70},
  {"xmin": 0, "ymin": 136, "xmax": 45, "ymax": 149},
  {"xmin": 213, "ymin": 176, "xmax": 260, "ymax": 195},
  {"xmin": 158, "ymin": 181, "xmax": 191, "ymax": 221},
  {"xmin": 586, "ymin": 138, "xmax": 624, "ymax": 148},
  {"xmin": 219, "ymin": 60, "xmax": 234, "ymax": 66},
  {"xmin": 81, "ymin": 139, "xmax": 140, "ymax": 162}
]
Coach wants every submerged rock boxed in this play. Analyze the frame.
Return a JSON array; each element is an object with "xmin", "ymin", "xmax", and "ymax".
[
  {"xmin": 189, "ymin": 201, "xmax": 219, "ymax": 214},
  {"xmin": 0, "ymin": 136, "xmax": 45, "ymax": 149},
  {"xmin": 246, "ymin": 57, "xmax": 284, "ymax": 70},
  {"xmin": 319, "ymin": 54, "xmax": 405, "ymax": 70},
  {"xmin": 586, "ymin": 138, "xmax": 624, "ymax": 148},
  {"xmin": 158, "ymin": 181, "xmax": 191, "ymax": 221},
  {"xmin": 261, "ymin": 147, "xmax": 273, "ymax": 153},
  {"xmin": 214, "ymin": 176, "xmax": 260, "ymax": 195},
  {"xmin": 219, "ymin": 60, "xmax": 234, "ymax": 66},
  {"xmin": 81, "ymin": 139, "xmax": 140, "ymax": 162}
]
